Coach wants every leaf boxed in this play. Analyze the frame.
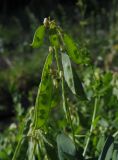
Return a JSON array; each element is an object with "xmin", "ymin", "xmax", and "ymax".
[
  {"xmin": 63, "ymin": 34, "xmax": 90, "ymax": 65},
  {"xmin": 98, "ymin": 135, "xmax": 114, "ymax": 160},
  {"xmin": 34, "ymin": 53, "xmax": 53, "ymax": 128},
  {"xmin": 72, "ymin": 67, "xmax": 87, "ymax": 100},
  {"xmin": 112, "ymin": 150, "xmax": 118, "ymax": 160},
  {"xmin": 0, "ymin": 151, "xmax": 8, "ymax": 160},
  {"xmin": 31, "ymin": 25, "xmax": 45, "ymax": 48},
  {"xmin": 61, "ymin": 53, "xmax": 86, "ymax": 99},
  {"xmin": 105, "ymin": 143, "xmax": 114, "ymax": 160},
  {"xmin": 96, "ymin": 135, "xmax": 105, "ymax": 155},
  {"xmin": 57, "ymin": 133, "xmax": 76, "ymax": 160}
]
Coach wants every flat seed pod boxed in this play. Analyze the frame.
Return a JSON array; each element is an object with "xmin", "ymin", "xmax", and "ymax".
[
  {"xmin": 34, "ymin": 53, "xmax": 53, "ymax": 128},
  {"xmin": 31, "ymin": 25, "xmax": 45, "ymax": 48},
  {"xmin": 49, "ymin": 28, "xmax": 59, "ymax": 48}
]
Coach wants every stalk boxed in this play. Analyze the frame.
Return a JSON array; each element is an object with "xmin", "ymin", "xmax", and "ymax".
[
  {"xmin": 54, "ymin": 47, "xmax": 60, "ymax": 73},
  {"xmin": 83, "ymin": 97, "xmax": 99, "ymax": 157},
  {"xmin": 12, "ymin": 137, "xmax": 24, "ymax": 160},
  {"xmin": 61, "ymin": 76, "xmax": 76, "ymax": 148}
]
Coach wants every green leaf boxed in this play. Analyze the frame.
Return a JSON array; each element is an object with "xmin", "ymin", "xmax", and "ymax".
[
  {"xmin": 34, "ymin": 53, "xmax": 53, "ymax": 128},
  {"xmin": 0, "ymin": 151, "xmax": 9, "ymax": 160},
  {"xmin": 112, "ymin": 150, "xmax": 118, "ymax": 160},
  {"xmin": 31, "ymin": 25, "xmax": 45, "ymax": 48},
  {"xmin": 96, "ymin": 135, "xmax": 105, "ymax": 155},
  {"xmin": 63, "ymin": 34, "xmax": 90, "ymax": 65},
  {"xmin": 61, "ymin": 53, "xmax": 86, "ymax": 99},
  {"xmin": 72, "ymin": 67, "xmax": 87, "ymax": 100},
  {"xmin": 57, "ymin": 133, "xmax": 76, "ymax": 160},
  {"xmin": 98, "ymin": 135, "xmax": 114, "ymax": 160}
]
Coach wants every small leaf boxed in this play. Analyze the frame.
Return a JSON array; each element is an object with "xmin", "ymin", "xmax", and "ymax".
[
  {"xmin": 31, "ymin": 25, "xmax": 45, "ymax": 48},
  {"xmin": 57, "ymin": 133, "xmax": 76, "ymax": 160},
  {"xmin": 34, "ymin": 53, "xmax": 53, "ymax": 128},
  {"xmin": 63, "ymin": 34, "xmax": 90, "ymax": 64},
  {"xmin": 61, "ymin": 53, "xmax": 86, "ymax": 99},
  {"xmin": 98, "ymin": 135, "xmax": 114, "ymax": 160},
  {"xmin": 96, "ymin": 135, "xmax": 105, "ymax": 155}
]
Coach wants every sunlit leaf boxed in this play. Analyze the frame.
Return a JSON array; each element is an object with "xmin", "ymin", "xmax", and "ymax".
[
  {"xmin": 61, "ymin": 53, "xmax": 75, "ymax": 94},
  {"xmin": 61, "ymin": 53, "xmax": 86, "ymax": 99}
]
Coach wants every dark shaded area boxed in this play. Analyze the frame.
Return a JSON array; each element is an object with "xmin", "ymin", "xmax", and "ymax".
[
  {"xmin": 0, "ymin": 0, "xmax": 30, "ymax": 14},
  {"xmin": 0, "ymin": 0, "xmax": 112, "ymax": 16},
  {"xmin": 0, "ymin": 84, "xmax": 14, "ymax": 120}
]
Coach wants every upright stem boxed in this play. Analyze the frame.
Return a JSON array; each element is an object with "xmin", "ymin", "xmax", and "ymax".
[
  {"xmin": 61, "ymin": 76, "xmax": 76, "ymax": 148},
  {"xmin": 83, "ymin": 97, "xmax": 99, "ymax": 157},
  {"xmin": 12, "ymin": 137, "xmax": 24, "ymax": 160},
  {"xmin": 54, "ymin": 47, "xmax": 60, "ymax": 73}
]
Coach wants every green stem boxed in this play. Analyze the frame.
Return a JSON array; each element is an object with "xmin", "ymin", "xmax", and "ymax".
[
  {"xmin": 54, "ymin": 47, "xmax": 60, "ymax": 73},
  {"xmin": 61, "ymin": 76, "xmax": 76, "ymax": 148},
  {"xmin": 67, "ymin": 102, "xmax": 77, "ymax": 148},
  {"xmin": 12, "ymin": 137, "xmax": 24, "ymax": 160},
  {"xmin": 113, "ymin": 131, "xmax": 118, "ymax": 137},
  {"xmin": 83, "ymin": 97, "xmax": 99, "ymax": 157},
  {"xmin": 61, "ymin": 76, "xmax": 68, "ymax": 119},
  {"xmin": 30, "ymin": 139, "xmax": 36, "ymax": 160}
]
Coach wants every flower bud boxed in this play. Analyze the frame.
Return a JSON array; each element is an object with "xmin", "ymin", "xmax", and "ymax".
[
  {"xmin": 43, "ymin": 18, "xmax": 49, "ymax": 27},
  {"xmin": 49, "ymin": 46, "xmax": 53, "ymax": 53}
]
